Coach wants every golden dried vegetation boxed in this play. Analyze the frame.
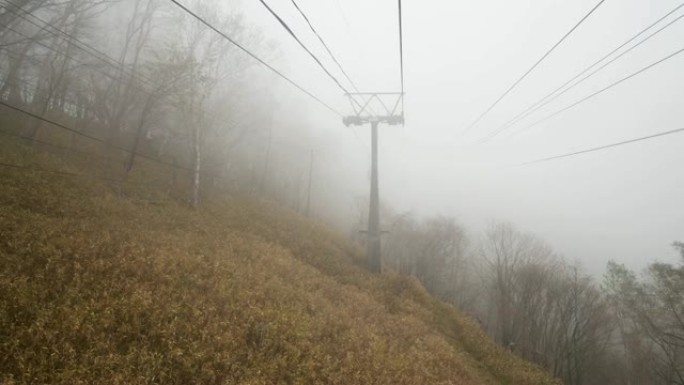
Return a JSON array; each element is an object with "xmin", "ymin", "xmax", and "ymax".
[{"xmin": 0, "ymin": 141, "xmax": 559, "ymax": 385}]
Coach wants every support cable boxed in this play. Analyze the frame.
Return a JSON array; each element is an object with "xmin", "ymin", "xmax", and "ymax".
[
  {"xmin": 288, "ymin": 0, "xmax": 358, "ymax": 92},
  {"xmin": 516, "ymin": 127, "xmax": 684, "ymax": 166},
  {"xmin": 168, "ymin": 0, "xmax": 342, "ymax": 117},
  {"xmin": 284, "ymin": 0, "xmax": 374, "ymax": 114},
  {"xmin": 481, "ymin": 3, "xmax": 684, "ymax": 143},
  {"xmin": 0, "ymin": 160, "xmax": 122, "ymax": 181},
  {"xmin": 0, "ymin": 100, "xmax": 194, "ymax": 172},
  {"xmin": 462, "ymin": 0, "xmax": 606, "ymax": 134},
  {"xmin": 509, "ymin": 45, "xmax": 684, "ymax": 138},
  {"xmin": 256, "ymin": 0, "xmax": 351, "ymax": 95},
  {"xmin": 0, "ymin": 22, "xmax": 159, "ymax": 96},
  {"xmin": 1, "ymin": 0, "xmax": 161, "ymax": 91}
]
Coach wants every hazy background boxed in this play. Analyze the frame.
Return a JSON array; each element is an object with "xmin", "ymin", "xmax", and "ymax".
[
  {"xmin": 2, "ymin": 1, "xmax": 684, "ymax": 381},
  {"xmin": 229, "ymin": 0, "xmax": 684, "ymax": 275}
]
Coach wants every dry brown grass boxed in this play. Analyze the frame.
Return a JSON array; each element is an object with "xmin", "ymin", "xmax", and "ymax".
[{"xmin": 0, "ymin": 140, "xmax": 560, "ymax": 385}]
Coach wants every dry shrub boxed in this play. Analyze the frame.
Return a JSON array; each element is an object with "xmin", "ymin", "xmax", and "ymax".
[{"xmin": 0, "ymin": 141, "xmax": 558, "ymax": 385}]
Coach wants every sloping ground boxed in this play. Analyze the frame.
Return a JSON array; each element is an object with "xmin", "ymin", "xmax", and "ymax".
[{"xmin": 0, "ymin": 143, "xmax": 559, "ymax": 385}]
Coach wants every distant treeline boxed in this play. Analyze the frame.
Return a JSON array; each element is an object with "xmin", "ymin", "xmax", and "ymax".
[{"xmin": 354, "ymin": 208, "xmax": 684, "ymax": 385}]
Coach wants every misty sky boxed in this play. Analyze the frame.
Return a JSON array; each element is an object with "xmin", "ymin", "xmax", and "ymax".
[{"xmin": 223, "ymin": 0, "xmax": 684, "ymax": 275}]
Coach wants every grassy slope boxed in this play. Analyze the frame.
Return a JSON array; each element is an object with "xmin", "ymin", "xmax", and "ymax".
[{"xmin": 0, "ymin": 143, "xmax": 559, "ymax": 385}]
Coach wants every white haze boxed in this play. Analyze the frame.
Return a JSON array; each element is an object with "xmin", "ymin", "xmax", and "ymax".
[{"xmin": 216, "ymin": 0, "xmax": 684, "ymax": 275}]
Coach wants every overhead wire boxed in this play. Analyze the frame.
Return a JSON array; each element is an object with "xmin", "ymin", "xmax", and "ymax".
[
  {"xmin": 167, "ymin": 0, "xmax": 342, "ymax": 117},
  {"xmin": 0, "ymin": 100, "xmax": 296, "ymax": 188},
  {"xmin": 283, "ymin": 0, "xmax": 376, "ymax": 116},
  {"xmin": 508, "ymin": 45, "xmax": 684, "ymax": 138},
  {"xmin": 331, "ymin": 0, "xmax": 365, "ymax": 63},
  {"xmin": 0, "ymin": 128, "xmax": 112, "ymax": 162},
  {"xmin": 0, "ymin": 1, "xmax": 361, "ymax": 190},
  {"xmin": 0, "ymin": 0, "xmax": 161, "ymax": 92},
  {"xmin": 0, "ymin": 77, "xmax": 90, "ymax": 111},
  {"xmin": 0, "ymin": 20, "xmax": 160, "ymax": 96},
  {"xmin": 515, "ymin": 127, "xmax": 684, "ymax": 166},
  {"xmin": 255, "ymin": 0, "xmax": 374, "ymax": 150},
  {"xmin": 0, "ymin": 22, "xmax": 94, "ymax": 69},
  {"xmin": 0, "ymin": 99, "xmax": 264, "ymax": 184},
  {"xmin": 461, "ymin": 0, "xmax": 606, "ymax": 135},
  {"xmin": 257, "ymin": 0, "xmax": 351, "ymax": 95},
  {"xmin": 0, "ymin": 100, "xmax": 195, "ymax": 172},
  {"xmin": 481, "ymin": 2, "xmax": 684, "ymax": 143},
  {"xmin": 5, "ymin": 0, "xmax": 382, "ymax": 145},
  {"xmin": 1, "ymin": 5, "xmax": 267, "ymax": 155},
  {"xmin": 288, "ymin": 0, "xmax": 359, "ymax": 93},
  {"xmin": 0, "ymin": 160, "xmax": 122, "ymax": 182},
  {"xmin": 0, "ymin": 0, "xmax": 52, "ymax": 43}
]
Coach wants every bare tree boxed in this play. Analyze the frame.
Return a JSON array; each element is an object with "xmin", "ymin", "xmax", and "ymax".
[
  {"xmin": 606, "ymin": 243, "xmax": 684, "ymax": 385},
  {"xmin": 383, "ymin": 214, "xmax": 473, "ymax": 307},
  {"xmin": 474, "ymin": 223, "xmax": 614, "ymax": 385}
]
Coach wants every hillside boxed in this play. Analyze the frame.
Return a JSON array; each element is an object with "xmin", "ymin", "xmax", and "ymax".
[{"xmin": 0, "ymin": 143, "xmax": 559, "ymax": 385}]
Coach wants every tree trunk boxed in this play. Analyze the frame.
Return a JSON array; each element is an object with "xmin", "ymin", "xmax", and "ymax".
[{"xmin": 192, "ymin": 122, "xmax": 201, "ymax": 207}]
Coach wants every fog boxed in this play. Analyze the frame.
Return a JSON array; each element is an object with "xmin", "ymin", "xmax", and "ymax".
[
  {"xmin": 2, "ymin": 0, "xmax": 683, "ymax": 274},
  {"xmin": 5, "ymin": 0, "xmax": 684, "ymax": 382},
  {"xmin": 235, "ymin": 0, "xmax": 684, "ymax": 275}
]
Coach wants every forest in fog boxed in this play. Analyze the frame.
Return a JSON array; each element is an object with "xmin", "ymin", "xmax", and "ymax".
[
  {"xmin": 2, "ymin": 1, "xmax": 684, "ymax": 385},
  {"xmin": 0, "ymin": 0, "xmax": 322, "ymax": 209},
  {"xmin": 378, "ymin": 213, "xmax": 684, "ymax": 385}
]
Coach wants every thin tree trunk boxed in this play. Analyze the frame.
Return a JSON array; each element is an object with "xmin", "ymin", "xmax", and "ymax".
[
  {"xmin": 124, "ymin": 94, "xmax": 156, "ymax": 176},
  {"xmin": 192, "ymin": 122, "xmax": 201, "ymax": 207}
]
